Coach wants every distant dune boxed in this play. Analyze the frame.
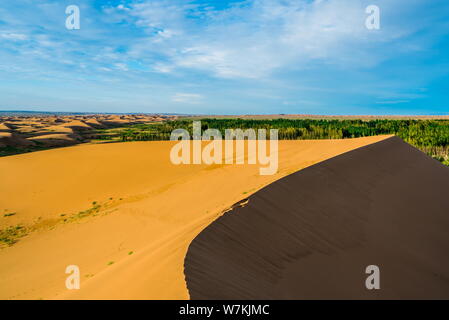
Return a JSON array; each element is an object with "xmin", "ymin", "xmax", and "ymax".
[
  {"xmin": 27, "ymin": 134, "xmax": 79, "ymax": 147},
  {"xmin": 0, "ymin": 114, "xmax": 176, "ymax": 154},
  {"xmin": 0, "ymin": 132, "xmax": 35, "ymax": 148},
  {"xmin": 0, "ymin": 123, "xmax": 12, "ymax": 131},
  {"xmin": 184, "ymin": 137, "xmax": 449, "ymax": 299},
  {"xmin": 0, "ymin": 136, "xmax": 388, "ymax": 299}
]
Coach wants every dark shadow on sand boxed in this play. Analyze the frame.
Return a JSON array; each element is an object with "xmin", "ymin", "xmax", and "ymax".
[{"xmin": 184, "ymin": 137, "xmax": 449, "ymax": 299}]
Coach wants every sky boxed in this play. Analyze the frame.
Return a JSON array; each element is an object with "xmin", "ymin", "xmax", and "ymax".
[{"xmin": 0, "ymin": 0, "xmax": 448, "ymax": 115}]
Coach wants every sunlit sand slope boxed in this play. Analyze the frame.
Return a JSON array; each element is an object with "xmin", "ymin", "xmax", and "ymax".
[
  {"xmin": 0, "ymin": 136, "xmax": 389, "ymax": 299},
  {"xmin": 185, "ymin": 137, "xmax": 449, "ymax": 299}
]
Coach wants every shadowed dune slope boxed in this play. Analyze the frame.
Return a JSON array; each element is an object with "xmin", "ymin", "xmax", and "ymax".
[
  {"xmin": 0, "ymin": 132, "xmax": 35, "ymax": 147},
  {"xmin": 184, "ymin": 137, "xmax": 449, "ymax": 300}
]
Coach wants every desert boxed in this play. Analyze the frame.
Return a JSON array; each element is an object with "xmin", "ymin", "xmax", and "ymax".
[
  {"xmin": 0, "ymin": 128, "xmax": 388, "ymax": 299},
  {"xmin": 2, "ymin": 0, "xmax": 449, "ymax": 307},
  {"xmin": 2, "ymin": 113, "xmax": 449, "ymax": 300}
]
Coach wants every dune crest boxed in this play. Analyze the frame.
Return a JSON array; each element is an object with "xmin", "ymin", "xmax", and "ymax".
[
  {"xmin": 184, "ymin": 137, "xmax": 449, "ymax": 299},
  {"xmin": 0, "ymin": 136, "xmax": 389, "ymax": 299}
]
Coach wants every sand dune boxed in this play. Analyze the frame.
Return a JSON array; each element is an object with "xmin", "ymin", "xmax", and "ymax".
[
  {"xmin": 84, "ymin": 118, "xmax": 105, "ymax": 128},
  {"xmin": 0, "ymin": 114, "xmax": 174, "ymax": 155},
  {"xmin": 61, "ymin": 120, "xmax": 93, "ymax": 130},
  {"xmin": 44, "ymin": 125, "xmax": 75, "ymax": 134},
  {"xmin": 27, "ymin": 134, "xmax": 79, "ymax": 146},
  {"xmin": 0, "ymin": 123, "xmax": 12, "ymax": 131},
  {"xmin": 0, "ymin": 132, "xmax": 35, "ymax": 148},
  {"xmin": 0, "ymin": 135, "xmax": 389, "ymax": 299},
  {"xmin": 185, "ymin": 137, "xmax": 449, "ymax": 299}
]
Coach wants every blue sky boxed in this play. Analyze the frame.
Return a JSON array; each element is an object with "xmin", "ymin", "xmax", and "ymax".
[{"xmin": 0, "ymin": 0, "xmax": 448, "ymax": 115}]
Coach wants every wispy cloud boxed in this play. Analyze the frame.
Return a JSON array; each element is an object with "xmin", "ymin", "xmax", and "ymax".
[
  {"xmin": 0, "ymin": 32, "xmax": 28, "ymax": 41},
  {"xmin": 376, "ymin": 100, "xmax": 410, "ymax": 105},
  {"xmin": 172, "ymin": 93, "xmax": 204, "ymax": 104},
  {"xmin": 121, "ymin": 0, "xmax": 425, "ymax": 79}
]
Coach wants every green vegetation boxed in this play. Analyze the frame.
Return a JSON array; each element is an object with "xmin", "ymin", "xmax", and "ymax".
[
  {"xmin": 0, "ymin": 200, "xmax": 114, "ymax": 248},
  {"xmin": 0, "ymin": 145, "xmax": 51, "ymax": 157},
  {"xmin": 107, "ymin": 261, "xmax": 114, "ymax": 265},
  {"xmin": 0, "ymin": 225, "xmax": 28, "ymax": 247},
  {"xmin": 65, "ymin": 202, "xmax": 102, "ymax": 222},
  {"xmin": 3, "ymin": 212, "xmax": 16, "ymax": 217},
  {"xmin": 115, "ymin": 119, "xmax": 449, "ymax": 165},
  {"xmin": 93, "ymin": 122, "xmax": 174, "ymax": 142}
]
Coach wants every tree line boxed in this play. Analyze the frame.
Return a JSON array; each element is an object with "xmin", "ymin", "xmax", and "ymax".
[{"xmin": 119, "ymin": 119, "xmax": 449, "ymax": 165}]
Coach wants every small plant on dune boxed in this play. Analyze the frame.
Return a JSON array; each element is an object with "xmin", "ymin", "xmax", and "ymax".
[
  {"xmin": 1, "ymin": 200, "xmax": 113, "ymax": 248},
  {"xmin": 107, "ymin": 261, "xmax": 114, "ymax": 266},
  {"xmin": 128, "ymin": 251, "xmax": 134, "ymax": 255},
  {"xmin": 0, "ymin": 225, "xmax": 28, "ymax": 247},
  {"xmin": 71, "ymin": 202, "xmax": 102, "ymax": 221},
  {"xmin": 3, "ymin": 212, "xmax": 16, "ymax": 217}
]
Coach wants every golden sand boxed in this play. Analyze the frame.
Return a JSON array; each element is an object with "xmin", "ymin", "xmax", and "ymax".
[{"xmin": 0, "ymin": 135, "xmax": 389, "ymax": 299}]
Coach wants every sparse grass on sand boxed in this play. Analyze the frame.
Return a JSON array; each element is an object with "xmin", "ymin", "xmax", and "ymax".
[
  {"xmin": 0, "ymin": 200, "xmax": 114, "ymax": 248},
  {"xmin": 0, "ymin": 225, "xmax": 28, "ymax": 247},
  {"xmin": 3, "ymin": 212, "xmax": 16, "ymax": 217}
]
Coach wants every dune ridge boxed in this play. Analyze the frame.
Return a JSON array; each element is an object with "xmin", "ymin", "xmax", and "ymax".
[{"xmin": 184, "ymin": 137, "xmax": 449, "ymax": 299}]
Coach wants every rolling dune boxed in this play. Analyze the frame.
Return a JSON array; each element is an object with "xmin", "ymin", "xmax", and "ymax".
[
  {"xmin": 27, "ymin": 134, "xmax": 79, "ymax": 147},
  {"xmin": 185, "ymin": 137, "xmax": 449, "ymax": 299},
  {"xmin": 0, "ymin": 132, "xmax": 35, "ymax": 148},
  {"xmin": 0, "ymin": 135, "xmax": 389, "ymax": 299},
  {"xmin": 0, "ymin": 123, "xmax": 12, "ymax": 131}
]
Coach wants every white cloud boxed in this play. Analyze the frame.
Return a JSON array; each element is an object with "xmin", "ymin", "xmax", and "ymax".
[
  {"xmin": 124, "ymin": 0, "xmax": 415, "ymax": 79},
  {"xmin": 98, "ymin": 67, "xmax": 113, "ymax": 72},
  {"xmin": 376, "ymin": 100, "xmax": 410, "ymax": 105},
  {"xmin": 117, "ymin": 4, "xmax": 129, "ymax": 11},
  {"xmin": 172, "ymin": 93, "xmax": 203, "ymax": 104},
  {"xmin": 114, "ymin": 63, "xmax": 129, "ymax": 71},
  {"xmin": 153, "ymin": 63, "xmax": 174, "ymax": 73},
  {"xmin": 0, "ymin": 32, "xmax": 28, "ymax": 41},
  {"xmin": 157, "ymin": 29, "xmax": 178, "ymax": 39}
]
